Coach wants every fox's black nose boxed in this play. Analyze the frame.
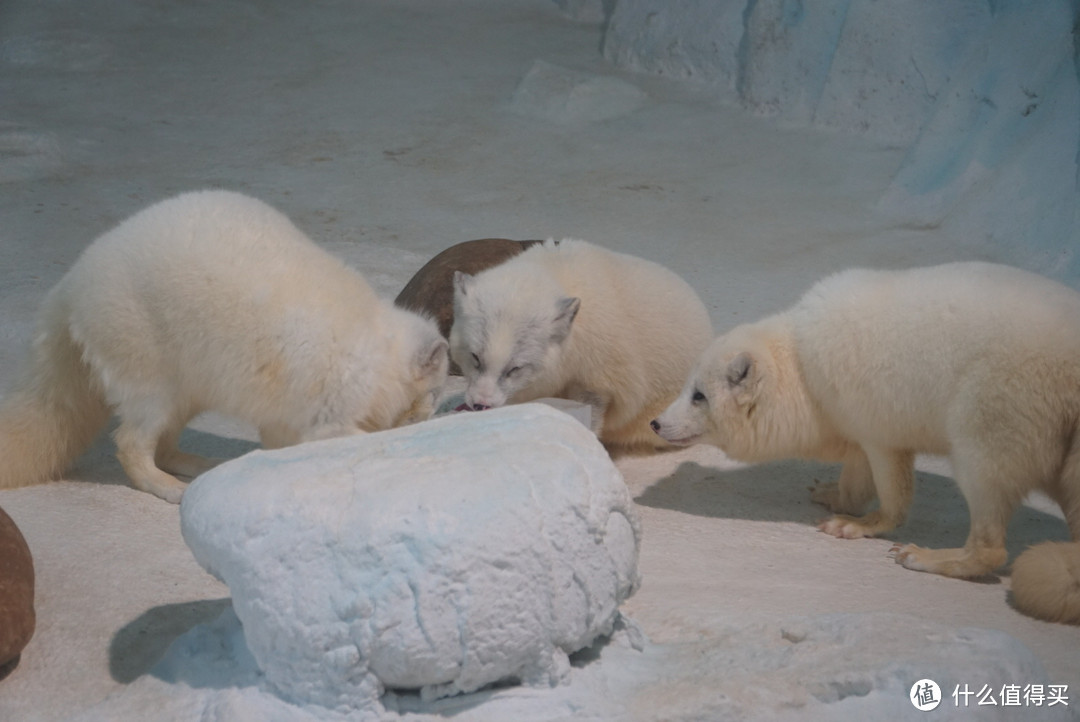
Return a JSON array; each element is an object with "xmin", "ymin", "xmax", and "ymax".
[
  {"xmin": 471, "ymin": 403, "xmax": 490, "ymax": 411},
  {"xmin": 649, "ymin": 419, "xmax": 660, "ymax": 432}
]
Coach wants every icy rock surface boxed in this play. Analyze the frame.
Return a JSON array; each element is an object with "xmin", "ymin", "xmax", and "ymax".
[
  {"xmin": 550, "ymin": 0, "xmax": 608, "ymax": 24},
  {"xmin": 179, "ymin": 403, "xmax": 641, "ymax": 713},
  {"xmin": 604, "ymin": 0, "xmax": 996, "ymax": 143},
  {"xmin": 602, "ymin": 0, "xmax": 1080, "ymax": 278}
]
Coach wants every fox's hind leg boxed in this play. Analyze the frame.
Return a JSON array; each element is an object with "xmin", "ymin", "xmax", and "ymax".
[
  {"xmin": 113, "ymin": 397, "xmax": 188, "ymax": 504},
  {"xmin": 1055, "ymin": 450, "xmax": 1080, "ymax": 541},
  {"xmin": 1009, "ymin": 452, "xmax": 1080, "ymax": 622},
  {"xmin": 893, "ymin": 440, "xmax": 1022, "ymax": 578},
  {"xmin": 155, "ymin": 409, "xmax": 222, "ymax": 478}
]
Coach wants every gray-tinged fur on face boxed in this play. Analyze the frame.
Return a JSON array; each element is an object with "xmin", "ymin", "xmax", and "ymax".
[
  {"xmin": 448, "ymin": 237, "xmax": 714, "ymax": 449},
  {"xmin": 449, "ymin": 269, "xmax": 579, "ymax": 410}
]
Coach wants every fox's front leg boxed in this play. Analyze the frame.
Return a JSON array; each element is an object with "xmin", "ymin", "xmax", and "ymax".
[
  {"xmin": 810, "ymin": 444, "xmax": 876, "ymax": 515},
  {"xmin": 819, "ymin": 447, "xmax": 913, "ymax": 539}
]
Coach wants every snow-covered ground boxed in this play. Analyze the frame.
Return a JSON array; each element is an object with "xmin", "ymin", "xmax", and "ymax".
[{"xmin": 1, "ymin": 1, "xmax": 1078, "ymax": 720}]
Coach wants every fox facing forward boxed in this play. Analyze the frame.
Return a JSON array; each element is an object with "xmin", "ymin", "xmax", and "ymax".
[
  {"xmin": 449, "ymin": 239, "xmax": 713, "ymax": 450},
  {"xmin": 652, "ymin": 262, "xmax": 1080, "ymax": 624},
  {"xmin": 0, "ymin": 190, "xmax": 448, "ymax": 503}
]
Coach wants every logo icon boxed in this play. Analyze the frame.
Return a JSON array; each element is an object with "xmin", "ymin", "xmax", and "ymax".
[{"xmin": 911, "ymin": 679, "xmax": 942, "ymax": 711}]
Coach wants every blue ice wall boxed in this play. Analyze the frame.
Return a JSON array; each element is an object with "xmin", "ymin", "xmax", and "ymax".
[{"xmin": 603, "ymin": 0, "xmax": 1080, "ymax": 281}]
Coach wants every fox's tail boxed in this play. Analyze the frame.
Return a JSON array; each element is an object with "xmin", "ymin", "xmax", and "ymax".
[
  {"xmin": 1011, "ymin": 541, "xmax": 1080, "ymax": 624},
  {"xmin": 0, "ymin": 286, "xmax": 110, "ymax": 490}
]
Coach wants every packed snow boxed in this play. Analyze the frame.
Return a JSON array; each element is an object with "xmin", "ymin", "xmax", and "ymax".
[
  {"xmin": 179, "ymin": 404, "xmax": 640, "ymax": 713},
  {"xmin": 1, "ymin": 1, "xmax": 1079, "ymax": 721},
  {"xmin": 71, "ymin": 607, "xmax": 1071, "ymax": 722}
]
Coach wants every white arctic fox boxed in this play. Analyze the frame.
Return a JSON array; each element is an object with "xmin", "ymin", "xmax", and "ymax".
[
  {"xmin": 449, "ymin": 239, "xmax": 713, "ymax": 450},
  {"xmin": 652, "ymin": 262, "xmax": 1080, "ymax": 624},
  {"xmin": 0, "ymin": 190, "xmax": 448, "ymax": 503}
]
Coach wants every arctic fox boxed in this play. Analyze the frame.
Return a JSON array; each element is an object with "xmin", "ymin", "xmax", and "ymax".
[
  {"xmin": 449, "ymin": 239, "xmax": 713, "ymax": 450},
  {"xmin": 0, "ymin": 191, "xmax": 448, "ymax": 503},
  {"xmin": 652, "ymin": 262, "xmax": 1080, "ymax": 624}
]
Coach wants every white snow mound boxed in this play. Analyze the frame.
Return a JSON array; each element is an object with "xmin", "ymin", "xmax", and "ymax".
[{"xmin": 179, "ymin": 403, "xmax": 641, "ymax": 713}]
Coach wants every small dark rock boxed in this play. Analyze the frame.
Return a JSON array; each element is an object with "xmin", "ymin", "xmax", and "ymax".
[{"xmin": 0, "ymin": 505, "xmax": 34, "ymax": 680}]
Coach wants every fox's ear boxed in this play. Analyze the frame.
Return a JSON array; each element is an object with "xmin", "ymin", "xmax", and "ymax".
[
  {"xmin": 414, "ymin": 336, "xmax": 449, "ymax": 380},
  {"xmin": 726, "ymin": 352, "xmax": 752, "ymax": 387},
  {"xmin": 452, "ymin": 271, "xmax": 473, "ymax": 299},
  {"xmin": 550, "ymin": 296, "xmax": 580, "ymax": 344},
  {"xmin": 726, "ymin": 352, "xmax": 759, "ymax": 406}
]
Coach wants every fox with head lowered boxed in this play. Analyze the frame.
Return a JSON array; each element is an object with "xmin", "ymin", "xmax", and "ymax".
[
  {"xmin": 0, "ymin": 190, "xmax": 448, "ymax": 503},
  {"xmin": 449, "ymin": 238, "xmax": 712, "ymax": 451}
]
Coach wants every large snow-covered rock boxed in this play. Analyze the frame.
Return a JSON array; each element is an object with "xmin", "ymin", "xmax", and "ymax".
[{"xmin": 179, "ymin": 404, "xmax": 641, "ymax": 713}]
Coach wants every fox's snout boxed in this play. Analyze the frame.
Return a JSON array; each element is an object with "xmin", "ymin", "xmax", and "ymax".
[{"xmin": 464, "ymin": 376, "xmax": 506, "ymax": 413}]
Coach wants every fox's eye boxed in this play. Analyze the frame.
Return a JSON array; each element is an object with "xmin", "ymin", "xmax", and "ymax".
[
  {"xmin": 471, "ymin": 352, "xmax": 481, "ymax": 370},
  {"xmin": 691, "ymin": 390, "xmax": 707, "ymax": 404},
  {"xmin": 504, "ymin": 365, "xmax": 522, "ymax": 379}
]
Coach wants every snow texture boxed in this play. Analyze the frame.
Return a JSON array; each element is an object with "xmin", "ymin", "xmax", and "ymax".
[
  {"xmin": 179, "ymin": 403, "xmax": 641, "ymax": 713},
  {"xmin": 73, "ymin": 608, "xmax": 1070, "ymax": 722}
]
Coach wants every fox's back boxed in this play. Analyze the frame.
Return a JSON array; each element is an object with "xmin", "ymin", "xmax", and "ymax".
[
  {"xmin": 58, "ymin": 191, "xmax": 382, "ymax": 407},
  {"xmin": 791, "ymin": 262, "xmax": 1080, "ymax": 448}
]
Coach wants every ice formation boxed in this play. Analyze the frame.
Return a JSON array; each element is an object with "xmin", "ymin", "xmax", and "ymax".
[
  {"xmin": 603, "ymin": 0, "xmax": 1080, "ymax": 278},
  {"xmin": 179, "ymin": 403, "xmax": 641, "ymax": 713}
]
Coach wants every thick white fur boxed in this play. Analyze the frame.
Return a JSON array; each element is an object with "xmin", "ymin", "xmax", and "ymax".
[
  {"xmin": 0, "ymin": 190, "xmax": 448, "ymax": 503},
  {"xmin": 653, "ymin": 262, "xmax": 1080, "ymax": 624},
  {"xmin": 449, "ymin": 239, "xmax": 713, "ymax": 450}
]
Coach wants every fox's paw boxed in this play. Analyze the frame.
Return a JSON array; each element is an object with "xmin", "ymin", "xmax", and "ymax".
[
  {"xmin": 890, "ymin": 543, "xmax": 1004, "ymax": 579},
  {"xmin": 818, "ymin": 511, "xmax": 892, "ymax": 539},
  {"xmin": 890, "ymin": 543, "xmax": 930, "ymax": 571},
  {"xmin": 819, "ymin": 515, "xmax": 870, "ymax": 539},
  {"xmin": 161, "ymin": 486, "xmax": 185, "ymax": 505},
  {"xmin": 135, "ymin": 474, "xmax": 187, "ymax": 504},
  {"xmin": 141, "ymin": 481, "xmax": 186, "ymax": 505}
]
